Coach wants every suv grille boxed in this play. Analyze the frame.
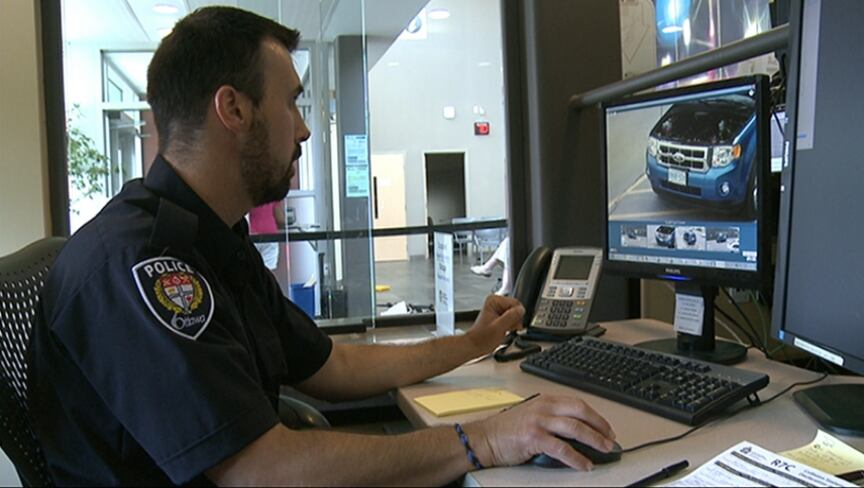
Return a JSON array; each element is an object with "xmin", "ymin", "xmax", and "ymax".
[{"xmin": 657, "ymin": 142, "xmax": 708, "ymax": 172}]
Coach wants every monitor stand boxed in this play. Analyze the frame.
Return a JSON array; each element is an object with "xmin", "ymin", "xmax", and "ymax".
[
  {"xmin": 637, "ymin": 283, "xmax": 748, "ymax": 365},
  {"xmin": 794, "ymin": 384, "xmax": 864, "ymax": 437}
]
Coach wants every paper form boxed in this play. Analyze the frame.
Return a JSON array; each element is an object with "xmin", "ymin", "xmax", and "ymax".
[{"xmin": 664, "ymin": 441, "xmax": 854, "ymax": 487}]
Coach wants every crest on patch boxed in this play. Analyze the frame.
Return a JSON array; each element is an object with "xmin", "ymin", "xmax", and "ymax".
[{"xmin": 132, "ymin": 257, "xmax": 214, "ymax": 340}]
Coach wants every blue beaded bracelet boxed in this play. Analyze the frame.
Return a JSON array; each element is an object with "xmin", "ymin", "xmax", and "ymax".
[{"xmin": 454, "ymin": 423, "xmax": 485, "ymax": 470}]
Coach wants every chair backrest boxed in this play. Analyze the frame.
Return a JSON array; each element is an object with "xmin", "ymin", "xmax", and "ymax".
[
  {"xmin": 0, "ymin": 237, "xmax": 66, "ymax": 486},
  {"xmin": 473, "ymin": 227, "xmax": 505, "ymax": 248},
  {"xmin": 451, "ymin": 217, "xmax": 475, "ymax": 243}
]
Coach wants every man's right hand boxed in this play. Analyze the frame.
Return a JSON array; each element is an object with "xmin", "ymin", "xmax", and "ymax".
[{"xmin": 465, "ymin": 395, "xmax": 616, "ymax": 471}]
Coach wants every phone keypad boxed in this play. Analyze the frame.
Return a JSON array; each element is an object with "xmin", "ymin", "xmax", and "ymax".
[{"xmin": 531, "ymin": 298, "xmax": 590, "ymax": 329}]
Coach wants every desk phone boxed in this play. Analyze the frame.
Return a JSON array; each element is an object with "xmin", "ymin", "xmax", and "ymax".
[{"xmin": 525, "ymin": 247, "xmax": 603, "ymax": 336}]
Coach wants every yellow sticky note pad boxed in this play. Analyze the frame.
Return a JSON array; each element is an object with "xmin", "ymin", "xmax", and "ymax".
[
  {"xmin": 414, "ymin": 388, "xmax": 524, "ymax": 417},
  {"xmin": 781, "ymin": 429, "xmax": 864, "ymax": 475}
]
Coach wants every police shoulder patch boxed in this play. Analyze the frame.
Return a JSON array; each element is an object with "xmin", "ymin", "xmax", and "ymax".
[{"xmin": 132, "ymin": 256, "xmax": 214, "ymax": 340}]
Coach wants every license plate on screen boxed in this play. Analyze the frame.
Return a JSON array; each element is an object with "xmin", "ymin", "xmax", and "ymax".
[{"xmin": 668, "ymin": 168, "xmax": 687, "ymax": 186}]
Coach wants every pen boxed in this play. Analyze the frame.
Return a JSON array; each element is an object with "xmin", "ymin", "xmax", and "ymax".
[
  {"xmin": 501, "ymin": 393, "xmax": 540, "ymax": 412},
  {"xmin": 626, "ymin": 460, "xmax": 689, "ymax": 487}
]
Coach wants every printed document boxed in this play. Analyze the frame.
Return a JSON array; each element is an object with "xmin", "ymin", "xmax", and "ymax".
[{"xmin": 665, "ymin": 441, "xmax": 854, "ymax": 487}]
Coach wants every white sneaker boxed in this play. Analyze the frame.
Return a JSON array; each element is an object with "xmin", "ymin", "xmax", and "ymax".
[{"xmin": 470, "ymin": 265, "xmax": 491, "ymax": 277}]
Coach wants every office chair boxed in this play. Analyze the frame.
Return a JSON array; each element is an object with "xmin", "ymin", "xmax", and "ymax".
[
  {"xmin": 451, "ymin": 217, "xmax": 476, "ymax": 263},
  {"xmin": 0, "ymin": 237, "xmax": 66, "ymax": 486},
  {"xmin": 473, "ymin": 226, "xmax": 505, "ymax": 264}
]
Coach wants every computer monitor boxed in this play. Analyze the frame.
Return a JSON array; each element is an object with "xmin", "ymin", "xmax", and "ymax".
[
  {"xmin": 602, "ymin": 75, "xmax": 771, "ymax": 365},
  {"xmin": 772, "ymin": 0, "xmax": 864, "ymax": 436}
]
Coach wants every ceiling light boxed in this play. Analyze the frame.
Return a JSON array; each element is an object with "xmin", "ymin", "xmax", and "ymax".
[
  {"xmin": 428, "ymin": 8, "xmax": 451, "ymax": 20},
  {"xmin": 153, "ymin": 4, "xmax": 178, "ymax": 14},
  {"xmin": 661, "ymin": 25, "xmax": 683, "ymax": 34}
]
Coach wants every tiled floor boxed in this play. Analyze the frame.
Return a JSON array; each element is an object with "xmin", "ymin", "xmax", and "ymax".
[{"xmin": 373, "ymin": 252, "xmax": 505, "ymax": 314}]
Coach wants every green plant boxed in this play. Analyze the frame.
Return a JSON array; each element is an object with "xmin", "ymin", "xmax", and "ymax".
[{"xmin": 67, "ymin": 104, "xmax": 109, "ymax": 202}]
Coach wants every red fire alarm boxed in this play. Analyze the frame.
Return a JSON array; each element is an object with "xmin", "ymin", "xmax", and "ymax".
[{"xmin": 474, "ymin": 121, "xmax": 490, "ymax": 136}]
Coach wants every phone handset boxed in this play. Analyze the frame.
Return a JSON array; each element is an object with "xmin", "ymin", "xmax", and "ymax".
[{"xmin": 511, "ymin": 246, "xmax": 554, "ymax": 327}]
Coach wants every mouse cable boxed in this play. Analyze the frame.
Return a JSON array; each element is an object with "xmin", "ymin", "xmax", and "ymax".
[{"xmin": 620, "ymin": 373, "xmax": 829, "ymax": 454}]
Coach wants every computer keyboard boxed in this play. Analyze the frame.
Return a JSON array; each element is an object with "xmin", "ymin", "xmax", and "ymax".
[{"xmin": 520, "ymin": 336, "xmax": 769, "ymax": 425}]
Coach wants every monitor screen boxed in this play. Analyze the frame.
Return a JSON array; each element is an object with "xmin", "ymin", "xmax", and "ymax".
[
  {"xmin": 554, "ymin": 256, "xmax": 594, "ymax": 281},
  {"xmin": 602, "ymin": 76, "xmax": 770, "ymax": 288},
  {"xmin": 773, "ymin": 0, "xmax": 864, "ymax": 376}
]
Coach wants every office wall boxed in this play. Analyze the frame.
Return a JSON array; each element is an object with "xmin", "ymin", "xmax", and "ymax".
[
  {"xmin": 369, "ymin": 0, "xmax": 507, "ymax": 258},
  {"xmin": 0, "ymin": 2, "xmax": 42, "ymax": 485},
  {"xmin": 0, "ymin": 0, "xmax": 51, "ymax": 257}
]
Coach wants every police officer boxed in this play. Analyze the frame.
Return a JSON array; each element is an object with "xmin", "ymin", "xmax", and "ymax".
[{"xmin": 29, "ymin": 6, "xmax": 616, "ymax": 485}]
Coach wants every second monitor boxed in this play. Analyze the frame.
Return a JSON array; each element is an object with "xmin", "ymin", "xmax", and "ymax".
[{"xmin": 602, "ymin": 75, "xmax": 772, "ymax": 364}]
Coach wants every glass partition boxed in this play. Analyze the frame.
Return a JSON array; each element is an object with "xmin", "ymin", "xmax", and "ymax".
[{"xmin": 60, "ymin": 0, "xmax": 508, "ymax": 329}]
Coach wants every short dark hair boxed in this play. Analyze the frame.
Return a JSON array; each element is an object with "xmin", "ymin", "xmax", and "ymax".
[{"xmin": 146, "ymin": 7, "xmax": 299, "ymax": 152}]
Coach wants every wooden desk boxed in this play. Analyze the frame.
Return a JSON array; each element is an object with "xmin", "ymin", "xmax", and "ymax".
[{"xmin": 396, "ymin": 319, "xmax": 864, "ymax": 487}]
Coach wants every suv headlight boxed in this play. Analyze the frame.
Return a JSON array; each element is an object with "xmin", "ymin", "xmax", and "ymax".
[
  {"xmin": 712, "ymin": 144, "xmax": 741, "ymax": 168},
  {"xmin": 648, "ymin": 137, "xmax": 659, "ymax": 157}
]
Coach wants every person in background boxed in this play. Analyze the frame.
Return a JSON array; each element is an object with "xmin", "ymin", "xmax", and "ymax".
[
  {"xmin": 249, "ymin": 200, "xmax": 285, "ymax": 270},
  {"xmin": 470, "ymin": 236, "xmax": 513, "ymax": 295}
]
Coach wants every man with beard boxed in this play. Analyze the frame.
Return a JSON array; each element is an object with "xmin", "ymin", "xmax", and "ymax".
[{"xmin": 28, "ymin": 6, "xmax": 616, "ymax": 486}]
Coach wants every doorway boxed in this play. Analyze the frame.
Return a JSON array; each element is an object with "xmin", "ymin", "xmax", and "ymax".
[
  {"xmin": 424, "ymin": 152, "xmax": 466, "ymax": 225},
  {"xmin": 425, "ymin": 152, "xmax": 467, "ymax": 258}
]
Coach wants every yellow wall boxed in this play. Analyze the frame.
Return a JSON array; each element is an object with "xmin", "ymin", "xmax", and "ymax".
[{"xmin": 0, "ymin": 0, "xmax": 50, "ymax": 256}]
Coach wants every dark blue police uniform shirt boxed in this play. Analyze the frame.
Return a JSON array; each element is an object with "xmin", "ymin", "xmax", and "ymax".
[{"xmin": 29, "ymin": 155, "xmax": 333, "ymax": 485}]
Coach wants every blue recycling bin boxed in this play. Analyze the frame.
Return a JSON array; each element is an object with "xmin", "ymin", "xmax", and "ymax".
[{"xmin": 289, "ymin": 284, "xmax": 315, "ymax": 318}]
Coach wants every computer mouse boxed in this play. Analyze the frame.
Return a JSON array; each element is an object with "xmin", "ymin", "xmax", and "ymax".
[{"xmin": 529, "ymin": 438, "xmax": 622, "ymax": 468}]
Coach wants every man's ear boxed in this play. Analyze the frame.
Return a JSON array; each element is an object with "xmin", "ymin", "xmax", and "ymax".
[{"xmin": 213, "ymin": 85, "xmax": 253, "ymax": 134}]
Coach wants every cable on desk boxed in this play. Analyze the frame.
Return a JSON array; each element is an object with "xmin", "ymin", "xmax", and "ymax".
[
  {"xmin": 715, "ymin": 306, "xmax": 763, "ymax": 352},
  {"xmin": 749, "ymin": 290, "xmax": 772, "ymax": 354},
  {"xmin": 758, "ymin": 372, "xmax": 829, "ymax": 405},
  {"xmin": 721, "ymin": 288, "xmax": 765, "ymax": 353},
  {"xmin": 620, "ymin": 373, "xmax": 829, "ymax": 454}
]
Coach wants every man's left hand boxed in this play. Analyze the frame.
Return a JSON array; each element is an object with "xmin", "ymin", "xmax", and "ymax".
[{"xmin": 465, "ymin": 295, "xmax": 525, "ymax": 356}]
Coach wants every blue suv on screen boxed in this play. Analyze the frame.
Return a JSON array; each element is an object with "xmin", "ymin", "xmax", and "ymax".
[
  {"xmin": 645, "ymin": 95, "xmax": 757, "ymax": 211},
  {"xmin": 655, "ymin": 225, "xmax": 676, "ymax": 248}
]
